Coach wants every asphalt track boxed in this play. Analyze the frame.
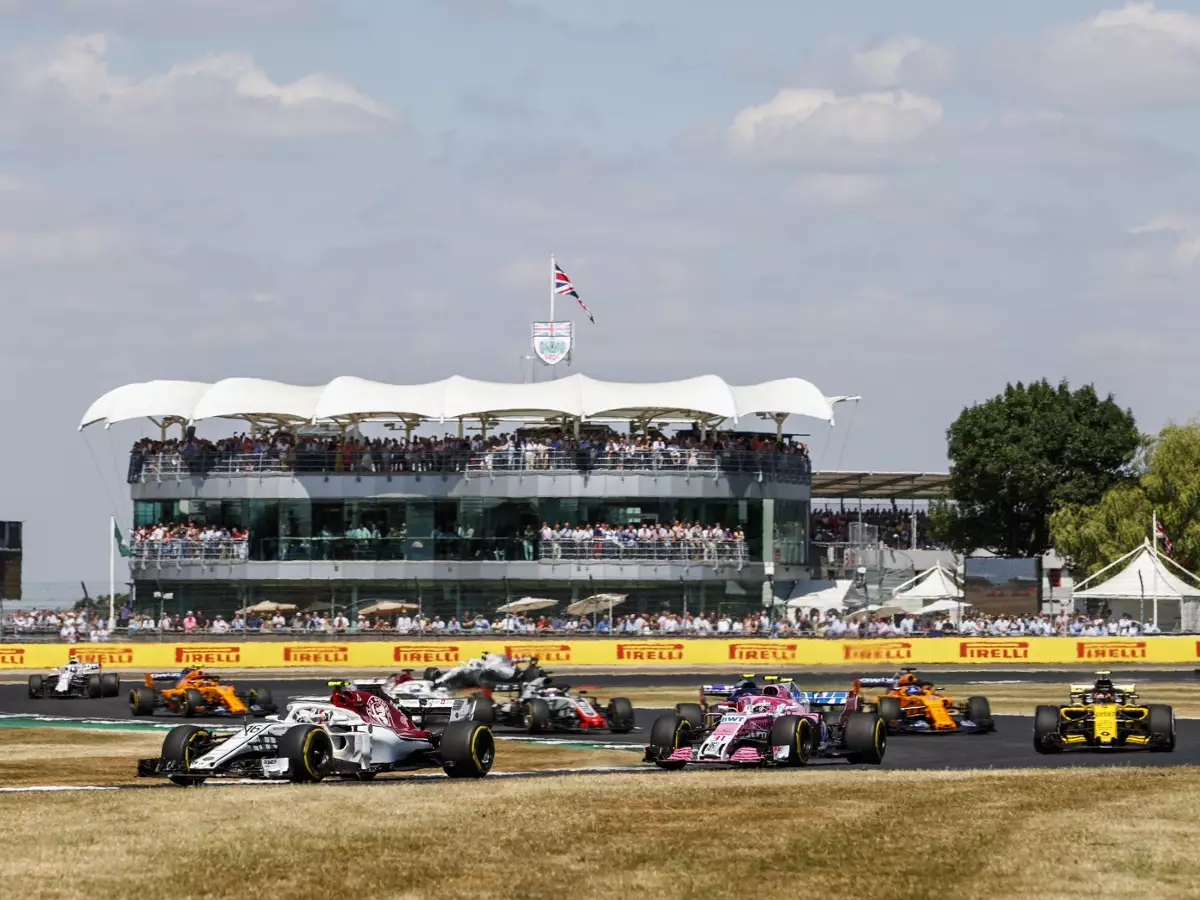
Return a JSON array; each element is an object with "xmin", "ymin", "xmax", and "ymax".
[{"xmin": 4, "ymin": 676, "xmax": 1198, "ymax": 771}]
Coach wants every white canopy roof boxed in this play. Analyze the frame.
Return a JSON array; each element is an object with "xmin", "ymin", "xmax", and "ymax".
[
  {"xmin": 786, "ymin": 579, "xmax": 854, "ymax": 613},
  {"xmin": 1072, "ymin": 541, "xmax": 1200, "ymax": 601},
  {"xmin": 79, "ymin": 373, "xmax": 840, "ymax": 429},
  {"xmin": 915, "ymin": 598, "xmax": 971, "ymax": 616},
  {"xmin": 892, "ymin": 564, "xmax": 963, "ymax": 605}
]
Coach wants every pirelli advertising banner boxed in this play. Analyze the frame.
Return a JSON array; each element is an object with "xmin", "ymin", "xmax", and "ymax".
[{"xmin": 0, "ymin": 637, "xmax": 1199, "ymax": 670}]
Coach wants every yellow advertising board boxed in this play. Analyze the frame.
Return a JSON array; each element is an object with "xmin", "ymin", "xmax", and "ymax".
[{"xmin": 0, "ymin": 636, "xmax": 1196, "ymax": 670}]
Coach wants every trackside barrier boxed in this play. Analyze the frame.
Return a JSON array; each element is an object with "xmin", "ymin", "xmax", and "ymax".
[{"xmin": 2, "ymin": 637, "xmax": 1200, "ymax": 669}]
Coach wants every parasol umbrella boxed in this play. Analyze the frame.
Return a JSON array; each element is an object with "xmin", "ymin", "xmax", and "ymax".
[
  {"xmin": 236, "ymin": 600, "xmax": 298, "ymax": 614},
  {"xmin": 566, "ymin": 593, "xmax": 627, "ymax": 617},
  {"xmin": 358, "ymin": 600, "xmax": 418, "ymax": 616},
  {"xmin": 496, "ymin": 597, "xmax": 558, "ymax": 614}
]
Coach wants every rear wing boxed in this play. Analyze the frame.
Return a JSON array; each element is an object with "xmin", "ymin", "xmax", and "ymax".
[
  {"xmin": 146, "ymin": 671, "xmax": 185, "ymax": 682},
  {"xmin": 854, "ymin": 676, "xmax": 898, "ymax": 688},
  {"xmin": 798, "ymin": 691, "xmax": 852, "ymax": 706},
  {"xmin": 700, "ymin": 684, "xmax": 744, "ymax": 698},
  {"xmin": 1069, "ymin": 683, "xmax": 1136, "ymax": 693}
]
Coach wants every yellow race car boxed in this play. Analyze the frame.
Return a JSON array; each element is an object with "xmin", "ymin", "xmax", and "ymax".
[{"xmin": 1033, "ymin": 672, "xmax": 1175, "ymax": 753}]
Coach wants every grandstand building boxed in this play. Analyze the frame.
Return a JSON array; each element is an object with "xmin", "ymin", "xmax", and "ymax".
[
  {"xmin": 0, "ymin": 521, "xmax": 21, "ymax": 600},
  {"xmin": 83, "ymin": 375, "xmax": 841, "ymax": 621}
]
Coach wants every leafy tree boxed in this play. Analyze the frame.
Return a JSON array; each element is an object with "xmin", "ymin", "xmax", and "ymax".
[
  {"xmin": 931, "ymin": 379, "xmax": 1139, "ymax": 557},
  {"xmin": 1051, "ymin": 422, "xmax": 1200, "ymax": 575}
]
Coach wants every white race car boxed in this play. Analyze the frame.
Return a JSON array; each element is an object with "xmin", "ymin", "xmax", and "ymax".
[
  {"xmin": 136, "ymin": 682, "xmax": 494, "ymax": 785},
  {"xmin": 350, "ymin": 671, "xmax": 460, "ymax": 727},
  {"xmin": 29, "ymin": 659, "xmax": 120, "ymax": 699}
]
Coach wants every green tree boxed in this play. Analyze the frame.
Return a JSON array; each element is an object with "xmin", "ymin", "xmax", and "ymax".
[
  {"xmin": 932, "ymin": 379, "xmax": 1139, "ymax": 556},
  {"xmin": 1051, "ymin": 422, "xmax": 1200, "ymax": 575}
]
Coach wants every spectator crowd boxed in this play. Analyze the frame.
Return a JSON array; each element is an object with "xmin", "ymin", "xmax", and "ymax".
[
  {"xmin": 810, "ymin": 506, "xmax": 947, "ymax": 550},
  {"xmin": 130, "ymin": 522, "xmax": 249, "ymax": 561},
  {"xmin": 128, "ymin": 428, "xmax": 810, "ymax": 480}
]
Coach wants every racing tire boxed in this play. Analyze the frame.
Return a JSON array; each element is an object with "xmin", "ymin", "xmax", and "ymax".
[
  {"xmin": 161, "ymin": 724, "xmax": 213, "ymax": 786},
  {"xmin": 674, "ymin": 702, "xmax": 705, "ymax": 731},
  {"xmin": 28, "ymin": 674, "xmax": 43, "ymax": 699},
  {"xmin": 440, "ymin": 720, "xmax": 495, "ymax": 778},
  {"xmin": 423, "ymin": 667, "xmax": 442, "ymax": 682},
  {"xmin": 1147, "ymin": 705, "xmax": 1176, "ymax": 752},
  {"xmin": 471, "ymin": 696, "xmax": 495, "ymax": 725},
  {"xmin": 87, "ymin": 674, "xmax": 103, "ymax": 699},
  {"xmin": 279, "ymin": 724, "xmax": 334, "ymax": 783},
  {"xmin": 522, "ymin": 698, "xmax": 552, "ymax": 734},
  {"xmin": 606, "ymin": 697, "xmax": 636, "ymax": 734},
  {"xmin": 770, "ymin": 715, "xmax": 815, "ymax": 767},
  {"xmin": 100, "ymin": 673, "xmax": 121, "ymax": 698},
  {"xmin": 183, "ymin": 688, "xmax": 206, "ymax": 718},
  {"xmin": 876, "ymin": 696, "xmax": 902, "ymax": 724},
  {"xmin": 648, "ymin": 714, "xmax": 690, "ymax": 770},
  {"xmin": 967, "ymin": 696, "xmax": 994, "ymax": 731},
  {"xmin": 1033, "ymin": 705, "xmax": 1062, "ymax": 754},
  {"xmin": 251, "ymin": 687, "xmax": 273, "ymax": 708},
  {"xmin": 843, "ymin": 713, "xmax": 886, "ymax": 765},
  {"xmin": 130, "ymin": 687, "xmax": 159, "ymax": 717}
]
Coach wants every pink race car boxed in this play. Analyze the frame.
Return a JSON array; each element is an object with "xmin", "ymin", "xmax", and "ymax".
[{"xmin": 644, "ymin": 678, "xmax": 886, "ymax": 768}]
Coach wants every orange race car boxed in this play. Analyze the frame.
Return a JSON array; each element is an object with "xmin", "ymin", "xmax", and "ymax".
[
  {"xmin": 128, "ymin": 668, "xmax": 277, "ymax": 718},
  {"xmin": 855, "ymin": 668, "xmax": 994, "ymax": 734}
]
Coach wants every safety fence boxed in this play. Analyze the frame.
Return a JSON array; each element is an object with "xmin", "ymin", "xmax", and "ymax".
[
  {"xmin": 128, "ymin": 449, "xmax": 812, "ymax": 484},
  {"xmin": 3, "ymin": 636, "xmax": 1197, "ymax": 669}
]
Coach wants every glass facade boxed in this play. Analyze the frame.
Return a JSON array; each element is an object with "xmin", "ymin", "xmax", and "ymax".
[{"xmin": 132, "ymin": 497, "xmax": 807, "ymax": 566}]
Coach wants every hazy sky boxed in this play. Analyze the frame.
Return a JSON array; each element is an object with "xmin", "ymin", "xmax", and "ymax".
[{"xmin": 3, "ymin": 0, "xmax": 1199, "ymax": 590}]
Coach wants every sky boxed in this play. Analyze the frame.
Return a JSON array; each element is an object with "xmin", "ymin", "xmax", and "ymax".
[{"xmin": 3, "ymin": 0, "xmax": 1200, "ymax": 592}]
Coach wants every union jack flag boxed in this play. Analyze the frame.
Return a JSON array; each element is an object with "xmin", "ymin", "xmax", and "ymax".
[
  {"xmin": 554, "ymin": 263, "xmax": 595, "ymax": 324},
  {"xmin": 1156, "ymin": 520, "xmax": 1173, "ymax": 555},
  {"xmin": 533, "ymin": 322, "xmax": 570, "ymax": 337}
]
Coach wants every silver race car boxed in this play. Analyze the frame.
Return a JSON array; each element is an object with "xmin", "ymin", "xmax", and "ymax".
[{"xmin": 29, "ymin": 659, "xmax": 120, "ymax": 699}]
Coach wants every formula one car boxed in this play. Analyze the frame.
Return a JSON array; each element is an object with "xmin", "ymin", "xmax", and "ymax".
[
  {"xmin": 28, "ymin": 659, "xmax": 120, "ymax": 700},
  {"xmin": 857, "ymin": 668, "xmax": 994, "ymax": 734},
  {"xmin": 645, "ymin": 675, "xmax": 885, "ymax": 768},
  {"xmin": 136, "ymin": 681, "xmax": 493, "ymax": 785},
  {"xmin": 128, "ymin": 668, "xmax": 276, "ymax": 718},
  {"xmin": 1033, "ymin": 672, "xmax": 1175, "ymax": 753},
  {"xmin": 395, "ymin": 656, "xmax": 637, "ymax": 734},
  {"xmin": 349, "ymin": 671, "xmax": 478, "ymax": 728}
]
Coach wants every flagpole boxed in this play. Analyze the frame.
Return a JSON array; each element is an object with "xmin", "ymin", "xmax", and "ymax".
[
  {"xmin": 108, "ymin": 514, "xmax": 116, "ymax": 633},
  {"xmin": 1152, "ymin": 509, "xmax": 1159, "ymax": 628},
  {"xmin": 550, "ymin": 253, "xmax": 556, "ymax": 322}
]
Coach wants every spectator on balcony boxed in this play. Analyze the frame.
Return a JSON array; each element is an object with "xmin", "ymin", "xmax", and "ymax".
[
  {"xmin": 182, "ymin": 611, "xmax": 198, "ymax": 634},
  {"xmin": 211, "ymin": 615, "xmax": 230, "ymax": 635}
]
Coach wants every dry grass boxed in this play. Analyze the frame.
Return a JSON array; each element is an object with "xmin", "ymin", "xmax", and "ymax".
[
  {"xmin": 2, "ymin": 766, "xmax": 1200, "ymax": 900},
  {"xmin": 0, "ymin": 726, "xmax": 636, "ymax": 788},
  {"xmin": 581, "ymin": 680, "xmax": 1200, "ymax": 717}
]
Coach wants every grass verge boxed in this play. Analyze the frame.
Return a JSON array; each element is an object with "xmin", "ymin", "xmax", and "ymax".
[{"xmin": 2, "ymin": 766, "xmax": 1199, "ymax": 899}]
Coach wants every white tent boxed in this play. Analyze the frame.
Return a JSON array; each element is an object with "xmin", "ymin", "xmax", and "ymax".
[
  {"xmin": 891, "ymin": 564, "xmax": 962, "ymax": 613},
  {"xmin": 785, "ymin": 579, "xmax": 853, "ymax": 619},
  {"xmin": 1072, "ymin": 540, "xmax": 1200, "ymax": 629},
  {"xmin": 916, "ymin": 598, "xmax": 971, "ymax": 616}
]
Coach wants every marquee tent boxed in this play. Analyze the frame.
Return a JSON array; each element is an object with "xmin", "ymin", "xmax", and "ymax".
[
  {"xmin": 891, "ymin": 564, "xmax": 962, "ymax": 613},
  {"xmin": 1072, "ymin": 540, "xmax": 1200, "ymax": 629}
]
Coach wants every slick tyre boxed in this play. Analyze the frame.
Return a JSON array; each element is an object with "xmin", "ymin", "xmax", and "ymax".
[
  {"xmin": 876, "ymin": 696, "xmax": 902, "ymax": 724},
  {"xmin": 606, "ymin": 697, "xmax": 636, "ymax": 734},
  {"xmin": 423, "ymin": 667, "xmax": 443, "ymax": 682},
  {"xmin": 471, "ymin": 696, "xmax": 496, "ymax": 725},
  {"xmin": 967, "ymin": 696, "xmax": 994, "ymax": 732},
  {"xmin": 279, "ymin": 725, "xmax": 334, "ymax": 783},
  {"xmin": 100, "ymin": 673, "xmax": 121, "ymax": 698},
  {"xmin": 161, "ymin": 724, "xmax": 212, "ymax": 786},
  {"xmin": 28, "ymin": 674, "xmax": 43, "ymax": 699},
  {"xmin": 183, "ymin": 688, "xmax": 206, "ymax": 718},
  {"xmin": 769, "ymin": 715, "xmax": 815, "ymax": 767},
  {"xmin": 1148, "ymin": 705, "xmax": 1176, "ymax": 752},
  {"xmin": 87, "ymin": 674, "xmax": 103, "ymax": 699},
  {"xmin": 1033, "ymin": 706, "xmax": 1062, "ymax": 754},
  {"xmin": 843, "ymin": 713, "xmax": 886, "ymax": 765},
  {"xmin": 251, "ymin": 687, "xmax": 272, "ymax": 708},
  {"xmin": 649, "ymin": 714, "xmax": 690, "ymax": 770},
  {"xmin": 130, "ymin": 687, "xmax": 159, "ymax": 717},
  {"xmin": 522, "ymin": 698, "xmax": 551, "ymax": 734},
  {"xmin": 674, "ymin": 702, "xmax": 705, "ymax": 731},
  {"xmin": 440, "ymin": 720, "xmax": 495, "ymax": 778}
]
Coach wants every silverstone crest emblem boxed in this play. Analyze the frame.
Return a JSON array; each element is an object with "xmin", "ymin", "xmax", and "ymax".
[{"xmin": 532, "ymin": 321, "xmax": 572, "ymax": 367}]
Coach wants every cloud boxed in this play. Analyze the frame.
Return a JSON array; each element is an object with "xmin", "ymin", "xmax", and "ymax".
[
  {"xmin": 785, "ymin": 173, "xmax": 887, "ymax": 208},
  {"xmin": 988, "ymin": 2, "xmax": 1200, "ymax": 109},
  {"xmin": 1128, "ymin": 214, "xmax": 1200, "ymax": 267},
  {"xmin": 0, "ymin": 33, "xmax": 397, "ymax": 145},
  {"xmin": 812, "ymin": 36, "xmax": 953, "ymax": 91},
  {"xmin": 727, "ymin": 88, "xmax": 943, "ymax": 162}
]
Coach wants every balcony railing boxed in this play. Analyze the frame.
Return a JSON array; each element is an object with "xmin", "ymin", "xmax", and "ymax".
[
  {"xmin": 128, "ymin": 448, "xmax": 812, "ymax": 485},
  {"xmin": 128, "ymin": 536, "xmax": 755, "ymax": 569}
]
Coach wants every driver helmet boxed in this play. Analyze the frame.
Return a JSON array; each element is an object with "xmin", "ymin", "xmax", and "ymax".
[{"xmin": 906, "ymin": 685, "xmax": 923, "ymax": 695}]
